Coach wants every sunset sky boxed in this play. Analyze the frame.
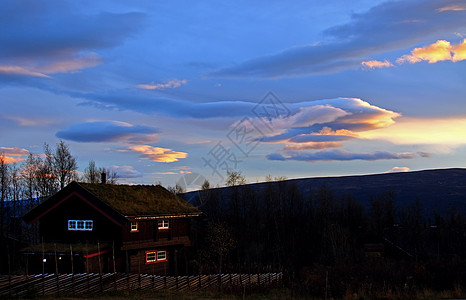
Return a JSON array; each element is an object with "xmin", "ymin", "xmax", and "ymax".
[{"xmin": 1, "ymin": 0, "xmax": 466, "ymax": 189}]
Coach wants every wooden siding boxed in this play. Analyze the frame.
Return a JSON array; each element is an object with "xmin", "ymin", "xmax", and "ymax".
[
  {"xmin": 129, "ymin": 249, "xmax": 169, "ymax": 275},
  {"xmin": 38, "ymin": 194, "xmax": 122, "ymax": 244},
  {"xmin": 121, "ymin": 218, "xmax": 191, "ymax": 250}
]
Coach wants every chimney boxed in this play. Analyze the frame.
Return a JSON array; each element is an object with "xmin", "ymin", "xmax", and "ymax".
[{"xmin": 101, "ymin": 172, "xmax": 107, "ymax": 184}]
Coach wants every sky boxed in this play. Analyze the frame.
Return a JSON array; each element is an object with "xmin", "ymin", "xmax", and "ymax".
[{"xmin": 1, "ymin": 0, "xmax": 466, "ymax": 190}]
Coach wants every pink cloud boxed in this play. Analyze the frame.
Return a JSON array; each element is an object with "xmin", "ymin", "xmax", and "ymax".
[{"xmin": 137, "ymin": 79, "xmax": 187, "ymax": 90}]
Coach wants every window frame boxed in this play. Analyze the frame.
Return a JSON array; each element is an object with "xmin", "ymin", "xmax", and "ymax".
[
  {"xmin": 68, "ymin": 220, "xmax": 93, "ymax": 231},
  {"xmin": 157, "ymin": 219, "xmax": 169, "ymax": 230},
  {"xmin": 145, "ymin": 250, "xmax": 168, "ymax": 264},
  {"xmin": 130, "ymin": 222, "xmax": 139, "ymax": 232}
]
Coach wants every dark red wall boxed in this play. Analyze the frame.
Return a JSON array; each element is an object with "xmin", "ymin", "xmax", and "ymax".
[{"xmin": 39, "ymin": 194, "xmax": 122, "ymax": 244}]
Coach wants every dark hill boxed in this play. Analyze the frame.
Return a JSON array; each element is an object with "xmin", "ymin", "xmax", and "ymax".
[{"xmin": 184, "ymin": 168, "xmax": 466, "ymax": 216}]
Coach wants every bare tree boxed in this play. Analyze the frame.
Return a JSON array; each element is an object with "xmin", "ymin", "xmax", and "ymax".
[
  {"xmin": 36, "ymin": 144, "xmax": 56, "ymax": 198},
  {"xmin": 82, "ymin": 160, "xmax": 100, "ymax": 183},
  {"xmin": 167, "ymin": 183, "xmax": 185, "ymax": 195},
  {"xmin": 225, "ymin": 170, "xmax": 246, "ymax": 187},
  {"xmin": 52, "ymin": 140, "xmax": 78, "ymax": 189},
  {"xmin": 0, "ymin": 153, "xmax": 9, "ymax": 237}
]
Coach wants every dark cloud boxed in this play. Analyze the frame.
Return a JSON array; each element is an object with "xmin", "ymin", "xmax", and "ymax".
[
  {"xmin": 56, "ymin": 121, "xmax": 159, "ymax": 144},
  {"xmin": 0, "ymin": 0, "xmax": 144, "ymax": 76},
  {"xmin": 267, "ymin": 149, "xmax": 418, "ymax": 162},
  {"xmin": 208, "ymin": 0, "xmax": 466, "ymax": 78}
]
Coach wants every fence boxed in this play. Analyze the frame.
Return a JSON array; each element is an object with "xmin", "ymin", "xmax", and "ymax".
[{"xmin": 0, "ymin": 272, "xmax": 282, "ymax": 297}]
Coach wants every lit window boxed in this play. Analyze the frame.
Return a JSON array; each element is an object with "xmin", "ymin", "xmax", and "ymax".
[
  {"xmin": 146, "ymin": 251, "xmax": 156, "ymax": 263},
  {"xmin": 146, "ymin": 250, "xmax": 167, "ymax": 264},
  {"xmin": 68, "ymin": 220, "xmax": 93, "ymax": 231},
  {"xmin": 157, "ymin": 251, "xmax": 166, "ymax": 261},
  {"xmin": 131, "ymin": 222, "xmax": 138, "ymax": 232},
  {"xmin": 157, "ymin": 219, "xmax": 169, "ymax": 229}
]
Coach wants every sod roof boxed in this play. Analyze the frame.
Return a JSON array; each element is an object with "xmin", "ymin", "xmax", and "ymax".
[{"xmin": 78, "ymin": 182, "xmax": 200, "ymax": 217}]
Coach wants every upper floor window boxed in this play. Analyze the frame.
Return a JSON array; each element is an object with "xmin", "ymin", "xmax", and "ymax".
[
  {"xmin": 157, "ymin": 219, "xmax": 169, "ymax": 229},
  {"xmin": 131, "ymin": 222, "xmax": 138, "ymax": 232},
  {"xmin": 68, "ymin": 220, "xmax": 93, "ymax": 231}
]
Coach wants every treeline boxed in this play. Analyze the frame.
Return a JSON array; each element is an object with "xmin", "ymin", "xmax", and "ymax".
[
  {"xmin": 0, "ymin": 141, "xmax": 120, "ymax": 239},
  {"xmin": 189, "ymin": 172, "xmax": 466, "ymax": 298}
]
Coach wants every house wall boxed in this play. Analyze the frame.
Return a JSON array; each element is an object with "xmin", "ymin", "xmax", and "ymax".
[
  {"xmin": 38, "ymin": 194, "xmax": 122, "ymax": 244},
  {"xmin": 122, "ymin": 218, "xmax": 191, "ymax": 245},
  {"xmin": 129, "ymin": 249, "xmax": 170, "ymax": 275}
]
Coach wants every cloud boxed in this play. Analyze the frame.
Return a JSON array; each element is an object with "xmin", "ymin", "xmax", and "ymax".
[
  {"xmin": 361, "ymin": 60, "xmax": 394, "ymax": 69},
  {"xmin": 267, "ymin": 149, "xmax": 418, "ymax": 162},
  {"xmin": 4, "ymin": 115, "xmax": 55, "ymax": 127},
  {"xmin": 106, "ymin": 165, "xmax": 142, "ymax": 179},
  {"xmin": 207, "ymin": 0, "xmax": 466, "ymax": 78},
  {"xmin": 256, "ymin": 98, "xmax": 399, "ymax": 151},
  {"xmin": 0, "ymin": 66, "xmax": 50, "ymax": 78},
  {"xmin": 0, "ymin": 0, "xmax": 144, "ymax": 77},
  {"xmin": 397, "ymin": 39, "xmax": 466, "ymax": 63},
  {"xmin": 0, "ymin": 146, "xmax": 29, "ymax": 164},
  {"xmin": 137, "ymin": 79, "xmax": 187, "ymax": 90},
  {"xmin": 56, "ymin": 121, "xmax": 159, "ymax": 144},
  {"xmin": 359, "ymin": 117, "xmax": 466, "ymax": 146},
  {"xmin": 437, "ymin": 4, "xmax": 466, "ymax": 12},
  {"xmin": 129, "ymin": 145, "xmax": 188, "ymax": 163},
  {"xmin": 386, "ymin": 167, "xmax": 411, "ymax": 173}
]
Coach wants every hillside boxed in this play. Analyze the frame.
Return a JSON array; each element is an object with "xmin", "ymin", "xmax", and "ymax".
[{"xmin": 184, "ymin": 168, "xmax": 466, "ymax": 216}]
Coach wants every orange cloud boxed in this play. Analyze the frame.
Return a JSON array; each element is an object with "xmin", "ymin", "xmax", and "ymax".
[
  {"xmin": 129, "ymin": 145, "xmax": 188, "ymax": 162},
  {"xmin": 137, "ymin": 79, "xmax": 187, "ymax": 90},
  {"xmin": 361, "ymin": 60, "xmax": 393, "ymax": 69},
  {"xmin": 452, "ymin": 39, "xmax": 466, "ymax": 61},
  {"xmin": 437, "ymin": 4, "xmax": 466, "ymax": 12},
  {"xmin": 0, "ymin": 146, "xmax": 29, "ymax": 164},
  {"xmin": 397, "ymin": 39, "xmax": 466, "ymax": 64}
]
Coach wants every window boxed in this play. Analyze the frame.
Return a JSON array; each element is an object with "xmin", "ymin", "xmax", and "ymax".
[
  {"xmin": 146, "ymin": 251, "xmax": 156, "ymax": 263},
  {"xmin": 131, "ymin": 222, "xmax": 138, "ymax": 232},
  {"xmin": 146, "ymin": 250, "xmax": 167, "ymax": 264},
  {"xmin": 157, "ymin": 219, "xmax": 169, "ymax": 229},
  {"xmin": 157, "ymin": 251, "xmax": 166, "ymax": 261},
  {"xmin": 68, "ymin": 220, "xmax": 93, "ymax": 231}
]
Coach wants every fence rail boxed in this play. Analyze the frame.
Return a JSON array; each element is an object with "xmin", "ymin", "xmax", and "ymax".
[{"xmin": 0, "ymin": 272, "xmax": 282, "ymax": 297}]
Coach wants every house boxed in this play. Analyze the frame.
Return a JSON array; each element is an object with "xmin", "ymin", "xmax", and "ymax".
[{"xmin": 22, "ymin": 181, "xmax": 201, "ymax": 275}]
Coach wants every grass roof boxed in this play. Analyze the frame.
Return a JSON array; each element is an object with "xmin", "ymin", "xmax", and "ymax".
[{"xmin": 78, "ymin": 183, "xmax": 200, "ymax": 217}]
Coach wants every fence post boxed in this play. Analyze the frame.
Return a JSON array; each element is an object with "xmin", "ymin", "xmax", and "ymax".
[{"xmin": 70, "ymin": 244, "xmax": 75, "ymax": 296}]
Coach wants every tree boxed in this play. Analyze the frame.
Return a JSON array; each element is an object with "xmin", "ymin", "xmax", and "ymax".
[
  {"xmin": 0, "ymin": 153, "xmax": 9, "ymax": 236},
  {"xmin": 82, "ymin": 160, "xmax": 100, "ymax": 183},
  {"xmin": 225, "ymin": 170, "xmax": 246, "ymax": 187},
  {"xmin": 167, "ymin": 183, "xmax": 185, "ymax": 195},
  {"xmin": 101, "ymin": 168, "xmax": 118, "ymax": 184},
  {"xmin": 205, "ymin": 222, "xmax": 236, "ymax": 274},
  {"xmin": 51, "ymin": 140, "xmax": 78, "ymax": 189}
]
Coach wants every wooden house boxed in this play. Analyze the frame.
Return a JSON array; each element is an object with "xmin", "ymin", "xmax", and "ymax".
[{"xmin": 22, "ymin": 181, "xmax": 201, "ymax": 275}]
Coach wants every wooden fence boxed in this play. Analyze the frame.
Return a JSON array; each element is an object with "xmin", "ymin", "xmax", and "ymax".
[{"xmin": 0, "ymin": 272, "xmax": 282, "ymax": 297}]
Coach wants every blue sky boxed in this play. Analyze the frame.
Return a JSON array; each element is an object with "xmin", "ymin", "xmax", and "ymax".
[{"xmin": 1, "ymin": 0, "xmax": 466, "ymax": 189}]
